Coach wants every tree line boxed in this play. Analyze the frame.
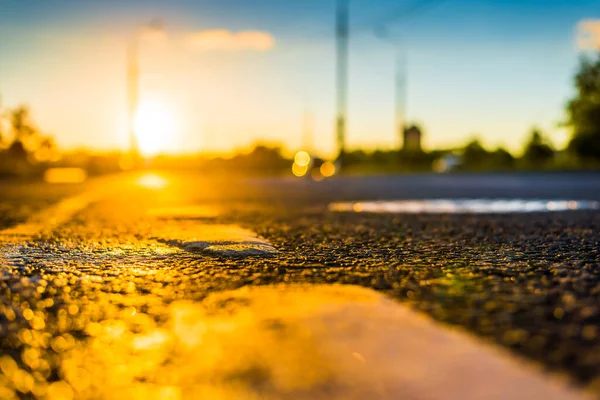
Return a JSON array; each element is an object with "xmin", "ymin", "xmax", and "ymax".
[
  {"xmin": 0, "ymin": 106, "xmax": 57, "ymax": 177},
  {"xmin": 2, "ymin": 52, "xmax": 600, "ymax": 176},
  {"xmin": 344, "ymin": 53, "xmax": 600, "ymax": 173}
]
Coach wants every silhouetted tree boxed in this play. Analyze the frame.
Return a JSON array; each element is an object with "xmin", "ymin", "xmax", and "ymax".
[
  {"xmin": 10, "ymin": 106, "xmax": 37, "ymax": 142},
  {"xmin": 0, "ymin": 104, "xmax": 8, "ymax": 148},
  {"xmin": 7, "ymin": 140, "xmax": 27, "ymax": 161},
  {"xmin": 566, "ymin": 55, "xmax": 600, "ymax": 161},
  {"xmin": 228, "ymin": 145, "xmax": 289, "ymax": 173},
  {"xmin": 0, "ymin": 104, "xmax": 57, "ymax": 177},
  {"xmin": 344, "ymin": 150, "xmax": 369, "ymax": 166},
  {"xmin": 0, "ymin": 110, "xmax": 4, "ymax": 147},
  {"xmin": 491, "ymin": 147, "xmax": 515, "ymax": 169},
  {"xmin": 462, "ymin": 138, "xmax": 489, "ymax": 169},
  {"xmin": 523, "ymin": 128, "xmax": 554, "ymax": 167},
  {"xmin": 34, "ymin": 136, "xmax": 58, "ymax": 162},
  {"xmin": 372, "ymin": 149, "xmax": 390, "ymax": 164}
]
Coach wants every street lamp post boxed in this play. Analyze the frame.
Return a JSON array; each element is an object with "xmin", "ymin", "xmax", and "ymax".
[
  {"xmin": 374, "ymin": 0, "xmax": 443, "ymax": 151},
  {"xmin": 127, "ymin": 35, "xmax": 140, "ymax": 161},
  {"xmin": 126, "ymin": 20, "xmax": 163, "ymax": 164},
  {"xmin": 336, "ymin": 0, "xmax": 349, "ymax": 168},
  {"xmin": 375, "ymin": 26, "xmax": 407, "ymax": 151},
  {"xmin": 394, "ymin": 43, "xmax": 407, "ymax": 150}
]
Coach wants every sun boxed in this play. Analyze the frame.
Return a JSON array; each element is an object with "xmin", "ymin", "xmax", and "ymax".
[{"xmin": 134, "ymin": 99, "xmax": 177, "ymax": 156}]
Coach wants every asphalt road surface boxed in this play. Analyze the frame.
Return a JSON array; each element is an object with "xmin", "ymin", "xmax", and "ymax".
[{"xmin": 1, "ymin": 171, "xmax": 599, "ymax": 399}]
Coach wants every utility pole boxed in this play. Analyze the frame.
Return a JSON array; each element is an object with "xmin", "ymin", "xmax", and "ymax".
[
  {"xmin": 0, "ymin": 94, "xmax": 4, "ymax": 144},
  {"xmin": 394, "ymin": 45, "xmax": 407, "ymax": 150},
  {"xmin": 127, "ymin": 36, "xmax": 140, "ymax": 160},
  {"xmin": 374, "ymin": 26, "xmax": 408, "ymax": 152},
  {"xmin": 374, "ymin": 0, "xmax": 443, "ymax": 150},
  {"xmin": 125, "ymin": 20, "xmax": 164, "ymax": 164},
  {"xmin": 336, "ymin": 0, "xmax": 349, "ymax": 166}
]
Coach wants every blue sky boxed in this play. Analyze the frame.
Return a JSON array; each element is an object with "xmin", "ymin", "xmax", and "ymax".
[{"xmin": 1, "ymin": 0, "xmax": 599, "ymax": 155}]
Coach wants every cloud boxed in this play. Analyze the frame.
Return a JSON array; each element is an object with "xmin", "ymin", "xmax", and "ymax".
[
  {"xmin": 577, "ymin": 19, "xmax": 600, "ymax": 50},
  {"xmin": 185, "ymin": 30, "xmax": 275, "ymax": 52}
]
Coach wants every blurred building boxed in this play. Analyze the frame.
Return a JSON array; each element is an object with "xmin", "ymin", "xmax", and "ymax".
[{"xmin": 403, "ymin": 125, "xmax": 422, "ymax": 152}]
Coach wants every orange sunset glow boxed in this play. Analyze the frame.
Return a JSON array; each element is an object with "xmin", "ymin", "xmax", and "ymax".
[
  {"xmin": 3, "ymin": 0, "xmax": 597, "ymax": 158},
  {"xmin": 2, "ymin": 2, "xmax": 600, "ymax": 400},
  {"xmin": 134, "ymin": 99, "xmax": 179, "ymax": 156}
]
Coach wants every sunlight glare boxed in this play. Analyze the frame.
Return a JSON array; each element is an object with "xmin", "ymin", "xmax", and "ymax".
[
  {"xmin": 135, "ymin": 173, "xmax": 169, "ymax": 190},
  {"xmin": 134, "ymin": 100, "xmax": 178, "ymax": 157}
]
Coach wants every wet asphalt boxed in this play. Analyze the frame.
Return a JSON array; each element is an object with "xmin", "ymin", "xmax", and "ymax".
[{"xmin": 0, "ymin": 171, "xmax": 600, "ymax": 398}]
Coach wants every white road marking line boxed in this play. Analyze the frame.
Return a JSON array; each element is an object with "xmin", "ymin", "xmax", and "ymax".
[
  {"xmin": 156, "ymin": 284, "xmax": 588, "ymax": 400},
  {"xmin": 0, "ymin": 173, "xmax": 276, "ymax": 259},
  {"xmin": 330, "ymin": 199, "xmax": 600, "ymax": 214},
  {"xmin": 0, "ymin": 178, "xmax": 591, "ymax": 397},
  {"xmin": 0, "ymin": 172, "xmax": 140, "ymax": 240},
  {"xmin": 156, "ymin": 224, "xmax": 277, "ymax": 257}
]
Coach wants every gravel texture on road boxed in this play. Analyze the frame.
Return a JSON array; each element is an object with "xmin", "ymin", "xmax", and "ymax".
[{"xmin": 0, "ymin": 172, "xmax": 599, "ymax": 398}]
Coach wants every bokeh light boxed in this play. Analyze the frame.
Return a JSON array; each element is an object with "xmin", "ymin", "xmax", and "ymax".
[
  {"xmin": 294, "ymin": 151, "xmax": 311, "ymax": 168},
  {"xmin": 43, "ymin": 168, "xmax": 88, "ymax": 184},
  {"xmin": 320, "ymin": 162, "xmax": 336, "ymax": 178},
  {"xmin": 292, "ymin": 163, "xmax": 308, "ymax": 177}
]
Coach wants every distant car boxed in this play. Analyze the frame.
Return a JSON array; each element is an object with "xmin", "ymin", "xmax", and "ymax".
[{"xmin": 433, "ymin": 154, "xmax": 461, "ymax": 173}]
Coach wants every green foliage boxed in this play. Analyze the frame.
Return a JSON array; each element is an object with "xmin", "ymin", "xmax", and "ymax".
[
  {"xmin": 217, "ymin": 145, "xmax": 290, "ymax": 173},
  {"xmin": 462, "ymin": 139, "xmax": 488, "ymax": 169},
  {"xmin": 454, "ymin": 139, "xmax": 515, "ymax": 171},
  {"xmin": 0, "ymin": 104, "xmax": 58, "ymax": 178},
  {"xmin": 0, "ymin": 111, "xmax": 4, "ymax": 146},
  {"xmin": 10, "ymin": 106, "xmax": 37, "ymax": 141},
  {"xmin": 522, "ymin": 128, "xmax": 554, "ymax": 168},
  {"xmin": 490, "ymin": 148, "xmax": 515, "ymax": 169},
  {"xmin": 566, "ymin": 55, "xmax": 600, "ymax": 161}
]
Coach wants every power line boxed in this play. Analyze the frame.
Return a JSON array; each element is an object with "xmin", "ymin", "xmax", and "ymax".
[
  {"xmin": 374, "ymin": 0, "xmax": 447, "ymax": 38},
  {"xmin": 370, "ymin": 0, "xmax": 447, "ymax": 150},
  {"xmin": 283, "ymin": 1, "xmax": 445, "ymax": 159},
  {"xmin": 278, "ymin": 0, "xmax": 446, "ymax": 58}
]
